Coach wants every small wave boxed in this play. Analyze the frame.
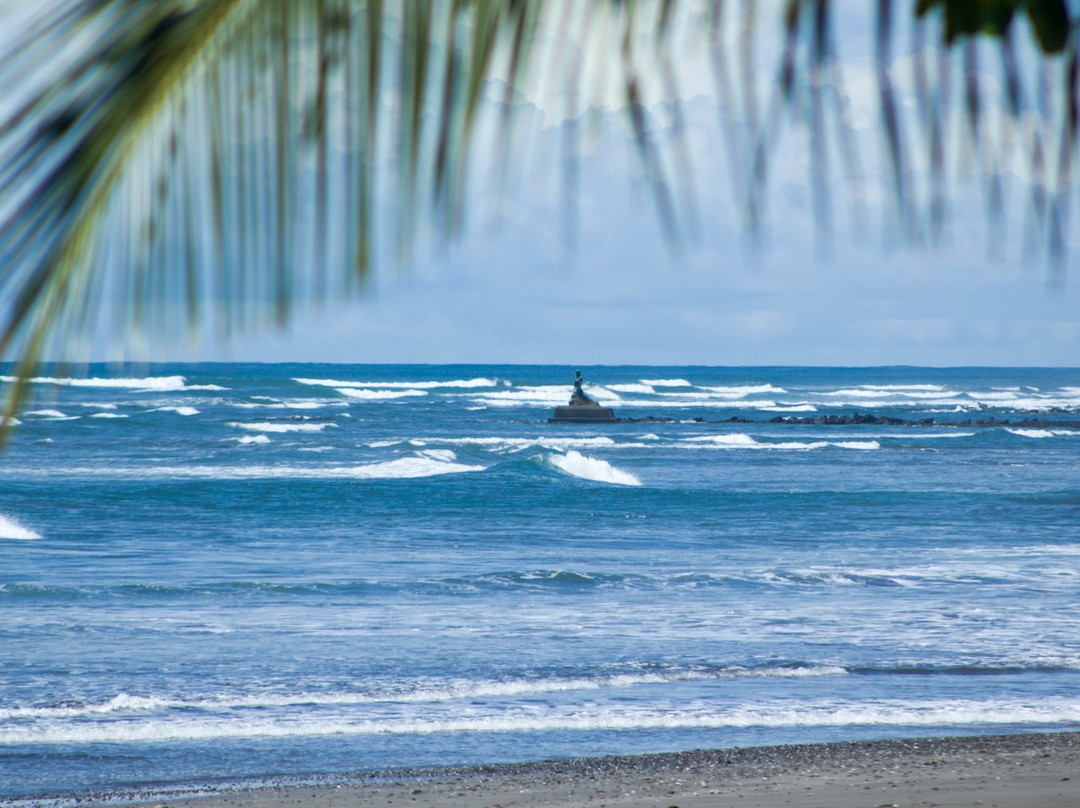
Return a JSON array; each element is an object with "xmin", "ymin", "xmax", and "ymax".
[
  {"xmin": 226, "ymin": 435, "xmax": 271, "ymax": 445},
  {"xmin": 701, "ymin": 384, "xmax": 788, "ymax": 396},
  {"xmin": 152, "ymin": 406, "xmax": 199, "ymax": 416},
  {"xmin": 22, "ymin": 410, "xmax": 72, "ymax": 419},
  {"xmin": 24, "ymin": 457, "xmax": 485, "ymax": 480},
  {"xmin": 902, "ymin": 432, "xmax": 977, "ymax": 439},
  {"xmin": 296, "ymin": 377, "xmax": 499, "ymax": 389},
  {"xmin": 0, "ymin": 514, "xmax": 40, "ymax": 540},
  {"xmin": 419, "ymin": 449, "xmax": 457, "ymax": 462},
  {"xmin": 549, "ymin": 451, "xmax": 641, "ymax": 486},
  {"xmin": 639, "ymin": 378, "xmax": 692, "ymax": 387},
  {"xmin": 0, "ymin": 666, "xmax": 846, "ymax": 722},
  {"xmin": 606, "ymin": 383, "xmax": 655, "ymax": 394},
  {"xmin": 89, "ymin": 412, "xmax": 128, "ymax": 419},
  {"xmin": 964, "ymin": 394, "xmax": 1080, "ymax": 412},
  {"xmin": 335, "ymin": 388, "xmax": 428, "ymax": 400},
  {"xmin": 468, "ymin": 386, "xmax": 575, "ymax": 407},
  {"xmin": 682, "ymin": 434, "xmax": 879, "ymax": 451},
  {"xmin": 238, "ymin": 398, "xmax": 340, "ymax": 410},
  {"xmin": 229, "ymin": 421, "xmax": 336, "ymax": 433},
  {"xmin": 1005, "ymin": 428, "xmax": 1078, "ymax": 439},
  {"xmin": 405, "ymin": 436, "xmax": 618, "ymax": 454},
  {"xmin": 1, "ymin": 375, "xmax": 216, "ymax": 392},
  {"xmin": 859, "ymin": 384, "xmax": 949, "ymax": 391}
]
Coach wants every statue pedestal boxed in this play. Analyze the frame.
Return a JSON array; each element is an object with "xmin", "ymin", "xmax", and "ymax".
[
  {"xmin": 550, "ymin": 404, "xmax": 617, "ymax": 423},
  {"xmin": 550, "ymin": 371, "xmax": 618, "ymax": 422}
]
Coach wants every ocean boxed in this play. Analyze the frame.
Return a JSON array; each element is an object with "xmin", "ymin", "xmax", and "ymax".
[{"xmin": 1, "ymin": 364, "xmax": 1079, "ymax": 802}]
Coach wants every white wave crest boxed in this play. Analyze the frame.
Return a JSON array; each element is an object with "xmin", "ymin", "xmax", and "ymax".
[
  {"xmin": 23, "ymin": 410, "xmax": 71, "ymax": 419},
  {"xmin": 682, "ymin": 434, "xmax": 878, "ymax": 451},
  {"xmin": 226, "ymin": 435, "xmax": 271, "ymax": 445},
  {"xmin": 860, "ymin": 384, "xmax": 949, "ymax": 391},
  {"xmin": 640, "ymin": 378, "xmax": 691, "ymax": 387},
  {"xmin": 90, "ymin": 412, "xmax": 128, "ymax": 419},
  {"xmin": 1007, "ymin": 428, "xmax": 1054, "ymax": 438},
  {"xmin": 335, "ymin": 388, "xmax": 429, "ymax": 400},
  {"xmin": 296, "ymin": 377, "xmax": 499, "ymax": 389},
  {"xmin": 0, "ymin": 514, "xmax": 40, "ymax": 540},
  {"xmin": 5, "ymin": 696, "xmax": 1077, "ymax": 746},
  {"xmin": 0, "ymin": 667, "xmax": 848, "ymax": 723},
  {"xmin": 1006, "ymin": 428, "xmax": 1078, "ymax": 439},
  {"xmin": 406, "ymin": 436, "xmax": 618, "ymax": 454},
  {"xmin": 229, "ymin": 421, "xmax": 336, "ymax": 433},
  {"xmin": 239, "ymin": 398, "xmax": 340, "ymax": 410},
  {"xmin": 549, "ymin": 451, "xmax": 641, "ymax": 486},
  {"xmin": 419, "ymin": 449, "xmax": 457, "ymax": 462},
  {"xmin": 469, "ymin": 386, "xmax": 574, "ymax": 407},
  {"xmin": 152, "ymin": 406, "xmax": 199, "ymax": 416},
  {"xmin": 40, "ymin": 457, "xmax": 485, "ymax": 481},
  {"xmin": 702, "ymin": 384, "xmax": 787, "ymax": 396},
  {"xmin": 2, "ymin": 375, "xmax": 202, "ymax": 391}
]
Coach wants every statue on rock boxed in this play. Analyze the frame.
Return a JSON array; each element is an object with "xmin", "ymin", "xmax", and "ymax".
[{"xmin": 550, "ymin": 370, "xmax": 617, "ymax": 423}]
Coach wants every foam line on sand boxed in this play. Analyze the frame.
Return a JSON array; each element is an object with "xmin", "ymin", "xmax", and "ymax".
[{"xmin": 119, "ymin": 731, "xmax": 1080, "ymax": 808}]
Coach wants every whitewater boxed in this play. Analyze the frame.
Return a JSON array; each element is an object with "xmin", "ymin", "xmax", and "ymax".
[{"xmin": 1, "ymin": 364, "xmax": 1079, "ymax": 802}]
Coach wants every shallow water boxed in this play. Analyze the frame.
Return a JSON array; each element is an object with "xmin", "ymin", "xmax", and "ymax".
[{"xmin": 2, "ymin": 364, "xmax": 1079, "ymax": 800}]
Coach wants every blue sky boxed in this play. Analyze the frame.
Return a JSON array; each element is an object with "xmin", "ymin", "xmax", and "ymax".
[{"xmin": 213, "ymin": 4, "xmax": 1078, "ymax": 367}]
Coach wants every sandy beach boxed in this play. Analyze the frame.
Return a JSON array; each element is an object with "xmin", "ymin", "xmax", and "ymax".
[{"xmin": 150, "ymin": 732, "xmax": 1080, "ymax": 808}]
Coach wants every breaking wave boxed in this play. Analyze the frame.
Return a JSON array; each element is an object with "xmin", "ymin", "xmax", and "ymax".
[
  {"xmin": 0, "ymin": 514, "xmax": 40, "ymax": 540},
  {"xmin": 548, "ymin": 451, "xmax": 642, "ymax": 486},
  {"xmin": 4, "ymin": 696, "xmax": 1076, "ymax": 745},
  {"xmin": 1, "ymin": 375, "xmax": 224, "ymax": 391}
]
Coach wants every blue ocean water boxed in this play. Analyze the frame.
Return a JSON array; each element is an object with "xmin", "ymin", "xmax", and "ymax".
[{"xmin": 1, "ymin": 364, "xmax": 1079, "ymax": 801}]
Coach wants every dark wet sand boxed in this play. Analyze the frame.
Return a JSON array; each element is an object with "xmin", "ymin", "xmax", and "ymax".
[{"xmin": 148, "ymin": 731, "xmax": 1080, "ymax": 808}]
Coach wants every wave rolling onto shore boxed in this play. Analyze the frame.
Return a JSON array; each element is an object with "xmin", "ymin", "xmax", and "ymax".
[{"xmin": 1, "ymin": 364, "xmax": 1079, "ymax": 804}]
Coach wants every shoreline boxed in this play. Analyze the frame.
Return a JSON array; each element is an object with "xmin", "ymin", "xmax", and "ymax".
[{"xmin": 62, "ymin": 730, "xmax": 1080, "ymax": 808}]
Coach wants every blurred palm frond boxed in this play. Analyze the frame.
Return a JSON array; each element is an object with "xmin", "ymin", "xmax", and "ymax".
[{"xmin": 0, "ymin": 0, "xmax": 1077, "ymax": 427}]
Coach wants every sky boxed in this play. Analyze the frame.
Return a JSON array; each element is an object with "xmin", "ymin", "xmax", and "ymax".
[
  {"xmin": 211, "ymin": 3, "xmax": 1079, "ymax": 368},
  {"xmin": 5, "ymin": 1, "xmax": 1079, "ymax": 368}
]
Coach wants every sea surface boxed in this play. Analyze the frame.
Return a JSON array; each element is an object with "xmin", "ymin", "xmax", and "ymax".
[{"xmin": 1, "ymin": 364, "xmax": 1079, "ymax": 802}]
